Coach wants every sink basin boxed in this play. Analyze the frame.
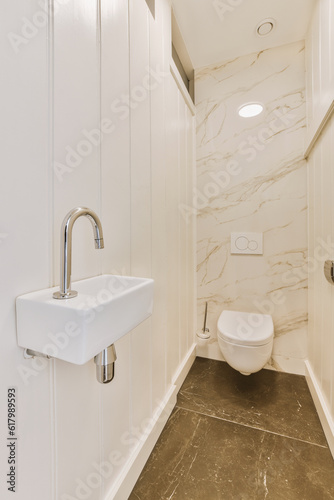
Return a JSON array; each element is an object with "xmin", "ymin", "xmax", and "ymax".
[{"xmin": 16, "ymin": 275, "xmax": 154, "ymax": 364}]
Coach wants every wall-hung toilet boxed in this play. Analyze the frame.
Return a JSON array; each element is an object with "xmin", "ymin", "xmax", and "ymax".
[{"xmin": 217, "ymin": 310, "xmax": 274, "ymax": 375}]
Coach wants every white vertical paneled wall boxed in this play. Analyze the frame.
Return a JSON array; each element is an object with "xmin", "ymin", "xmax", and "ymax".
[
  {"xmin": 129, "ymin": 0, "xmax": 153, "ymax": 439},
  {"xmin": 0, "ymin": 1, "xmax": 196, "ymax": 499},
  {"xmin": 305, "ymin": 0, "xmax": 334, "ymax": 153},
  {"xmin": 150, "ymin": 0, "xmax": 169, "ymax": 406},
  {"xmin": 100, "ymin": 2, "xmax": 132, "ymax": 498},
  {"xmin": 0, "ymin": 2, "xmax": 52, "ymax": 499},
  {"xmin": 53, "ymin": 2, "xmax": 102, "ymax": 498},
  {"xmin": 306, "ymin": 0, "xmax": 334, "ymax": 457}
]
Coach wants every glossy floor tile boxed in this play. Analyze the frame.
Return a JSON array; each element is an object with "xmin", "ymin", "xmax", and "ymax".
[
  {"xmin": 129, "ymin": 408, "xmax": 334, "ymax": 500},
  {"xmin": 177, "ymin": 358, "xmax": 327, "ymax": 446},
  {"xmin": 129, "ymin": 358, "xmax": 334, "ymax": 500}
]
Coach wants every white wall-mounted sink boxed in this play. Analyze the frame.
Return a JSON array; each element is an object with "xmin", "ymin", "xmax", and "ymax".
[{"xmin": 16, "ymin": 275, "xmax": 154, "ymax": 364}]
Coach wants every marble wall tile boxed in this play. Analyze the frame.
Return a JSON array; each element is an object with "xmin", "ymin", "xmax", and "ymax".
[{"xmin": 195, "ymin": 42, "xmax": 308, "ymax": 374}]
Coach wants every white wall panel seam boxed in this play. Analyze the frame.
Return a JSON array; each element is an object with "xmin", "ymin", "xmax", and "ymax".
[
  {"xmin": 148, "ymin": 3, "xmax": 153, "ymax": 417},
  {"xmin": 50, "ymin": 360, "xmax": 57, "ymax": 500},
  {"xmin": 127, "ymin": 0, "xmax": 133, "ymax": 431},
  {"xmin": 96, "ymin": 0, "xmax": 103, "ymax": 494},
  {"xmin": 162, "ymin": 0, "xmax": 168, "ymax": 396},
  {"xmin": 97, "ymin": 0, "xmax": 102, "ymax": 252},
  {"xmin": 331, "ymin": 116, "xmax": 334, "ymax": 413},
  {"xmin": 320, "ymin": 137, "xmax": 325, "ymax": 389},
  {"xmin": 178, "ymin": 90, "xmax": 182, "ymax": 366},
  {"xmin": 319, "ymin": 0, "xmax": 323, "ymax": 103},
  {"xmin": 164, "ymin": 0, "xmax": 171, "ymax": 395},
  {"xmin": 192, "ymin": 114, "xmax": 196, "ymax": 345},
  {"xmin": 312, "ymin": 150, "xmax": 317, "ymax": 369},
  {"xmin": 330, "ymin": 0, "xmax": 333, "ymax": 86},
  {"xmin": 48, "ymin": 0, "xmax": 55, "ymax": 287},
  {"xmin": 48, "ymin": 2, "xmax": 57, "ymax": 498},
  {"xmin": 185, "ymin": 103, "xmax": 190, "ymax": 352},
  {"xmin": 96, "ymin": 3, "xmax": 103, "ymax": 495}
]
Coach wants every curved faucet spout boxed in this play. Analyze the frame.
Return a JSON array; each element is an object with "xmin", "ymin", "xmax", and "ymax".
[{"xmin": 53, "ymin": 207, "xmax": 104, "ymax": 300}]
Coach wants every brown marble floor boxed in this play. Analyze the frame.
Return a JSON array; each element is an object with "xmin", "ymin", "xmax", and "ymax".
[{"xmin": 129, "ymin": 358, "xmax": 334, "ymax": 500}]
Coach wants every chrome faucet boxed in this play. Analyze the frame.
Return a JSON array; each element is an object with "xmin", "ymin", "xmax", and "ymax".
[{"xmin": 53, "ymin": 207, "xmax": 104, "ymax": 300}]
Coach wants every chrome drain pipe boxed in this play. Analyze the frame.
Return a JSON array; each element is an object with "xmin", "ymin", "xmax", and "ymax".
[{"xmin": 94, "ymin": 344, "xmax": 117, "ymax": 384}]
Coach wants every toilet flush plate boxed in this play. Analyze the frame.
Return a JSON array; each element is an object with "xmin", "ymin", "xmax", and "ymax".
[{"xmin": 231, "ymin": 232, "xmax": 263, "ymax": 255}]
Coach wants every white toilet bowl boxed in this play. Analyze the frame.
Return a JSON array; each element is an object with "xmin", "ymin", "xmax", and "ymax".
[{"xmin": 217, "ymin": 310, "xmax": 274, "ymax": 375}]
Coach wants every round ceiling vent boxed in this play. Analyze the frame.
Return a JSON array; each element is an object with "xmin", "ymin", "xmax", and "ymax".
[{"xmin": 256, "ymin": 18, "xmax": 275, "ymax": 37}]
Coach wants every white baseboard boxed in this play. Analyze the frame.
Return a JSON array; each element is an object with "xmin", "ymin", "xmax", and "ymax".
[
  {"xmin": 106, "ymin": 343, "xmax": 196, "ymax": 500},
  {"xmin": 172, "ymin": 342, "xmax": 197, "ymax": 392},
  {"xmin": 305, "ymin": 360, "xmax": 334, "ymax": 458}
]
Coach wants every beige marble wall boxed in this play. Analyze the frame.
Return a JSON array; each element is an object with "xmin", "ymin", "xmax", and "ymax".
[{"xmin": 195, "ymin": 41, "xmax": 307, "ymax": 374}]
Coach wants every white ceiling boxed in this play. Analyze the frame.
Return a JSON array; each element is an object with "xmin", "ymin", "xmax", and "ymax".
[{"xmin": 172, "ymin": 0, "xmax": 317, "ymax": 69}]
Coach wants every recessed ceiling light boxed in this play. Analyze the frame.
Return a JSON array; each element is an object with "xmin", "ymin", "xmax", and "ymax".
[
  {"xmin": 256, "ymin": 18, "xmax": 275, "ymax": 37},
  {"xmin": 238, "ymin": 103, "xmax": 264, "ymax": 118}
]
